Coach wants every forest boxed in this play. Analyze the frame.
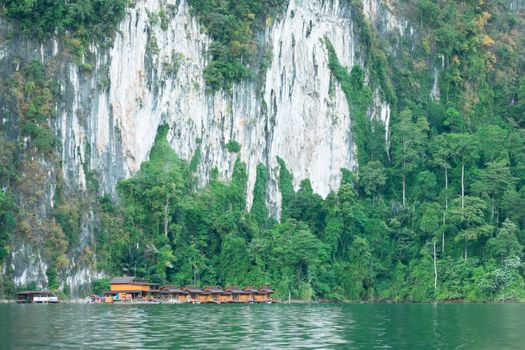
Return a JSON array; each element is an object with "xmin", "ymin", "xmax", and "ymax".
[{"xmin": 0, "ymin": 0, "xmax": 524, "ymax": 301}]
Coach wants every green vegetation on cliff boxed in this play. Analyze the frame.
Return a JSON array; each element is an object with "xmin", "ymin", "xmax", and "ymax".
[
  {"xmin": 187, "ymin": 0, "xmax": 287, "ymax": 91},
  {"xmin": 6, "ymin": 60, "xmax": 56, "ymax": 154},
  {"xmin": 325, "ymin": 38, "xmax": 387, "ymax": 166},
  {"xmin": 0, "ymin": 0, "xmax": 128, "ymax": 44},
  {"xmin": 0, "ymin": 0, "xmax": 286, "ymax": 91},
  {"xmin": 1, "ymin": 0, "xmax": 525, "ymax": 302}
]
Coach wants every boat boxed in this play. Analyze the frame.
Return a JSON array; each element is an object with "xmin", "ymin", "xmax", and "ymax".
[{"xmin": 87, "ymin": 294, "xmax": 105, "ymax": 303}]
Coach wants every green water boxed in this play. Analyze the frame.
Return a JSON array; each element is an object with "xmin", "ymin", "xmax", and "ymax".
[{"xmin": 0, "ymin": 303, "xmax": 524, "ymax": 349}]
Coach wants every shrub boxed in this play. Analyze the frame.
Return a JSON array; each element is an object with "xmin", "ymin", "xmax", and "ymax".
[{"xmin": 225, "ymin": 140, "xmax": 241, "ymax": 153}]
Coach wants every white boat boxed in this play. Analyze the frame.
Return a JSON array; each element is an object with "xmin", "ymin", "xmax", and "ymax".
[{"xmin": 33, "ymin": 296, "xmax": 58, "ymax": 303}]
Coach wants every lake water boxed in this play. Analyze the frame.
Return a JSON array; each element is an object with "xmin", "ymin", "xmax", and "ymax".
[{"xmin": 1, "ymin": 303, "xmax": 524, "ymax": 349}]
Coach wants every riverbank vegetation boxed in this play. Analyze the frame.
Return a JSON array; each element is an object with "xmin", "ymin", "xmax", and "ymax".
[{"xmin": 94, "ymin": 111, "xmax": 525, "ymax": 302}]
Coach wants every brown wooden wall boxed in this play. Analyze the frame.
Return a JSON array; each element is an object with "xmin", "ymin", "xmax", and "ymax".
[
  {"xmin": 198, "ymin": 294, "xmax": 210, "ymax": 303},
  {"xmin": 219, "ymin": 294, "xmax": 233, "ymax": 302},
  {"xmin": 239, "ymin": 294, "xmax": 253, "ymax": 302},
  {"xmin": 254, "ymin": 294, "xmax": 267, "ymax": 302}
]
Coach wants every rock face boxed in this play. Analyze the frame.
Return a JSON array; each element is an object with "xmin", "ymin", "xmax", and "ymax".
[
  {"xmin": 83, "ymin": 0, "xmax": 394, "ymax": 216},
  {"xmin": 1, "ymin": 0, "xmax": 397, "ymax": 293},
  {"xmin": 509, "ymin": 0, "xmax": 525, "ymax": 11},
  {"xmin": 74, "ymin": 0, "xmax": 357, "ymax": 216}
]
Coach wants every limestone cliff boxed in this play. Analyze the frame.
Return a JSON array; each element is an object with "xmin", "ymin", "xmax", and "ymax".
[{"xmin": 0, "ymin": 0, "xmax": 402, "ymax": 294}]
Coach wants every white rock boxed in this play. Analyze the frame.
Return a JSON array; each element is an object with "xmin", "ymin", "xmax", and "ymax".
[{"xmin": 59, "ymin": 0, "xmax": 393, "ymax": 217}]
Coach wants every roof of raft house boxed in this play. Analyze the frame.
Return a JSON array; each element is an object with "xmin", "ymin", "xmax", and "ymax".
[
  {"xmin": 203, "ymin": 286, "xmax": 224, "ymax": 293},
  {"xmin": 159, "ymin": 285, "xmax": 189, "ymax": 294},
  {"xmin": 224, "ymin": 286, "xmax": 251, "ymax": 294},
  {"xmin": 181, "ymin": 285, "xmax": 206, "ymax": 294},
  {"xmin": 16, "ymin": 290, "xmax": 54, "ymax": 295},
  {"xmin": 110, "ymin": 276, "xmax": 160, "ymax": 285},
  {"xmin": 258, "ymin": 286, "xmax": 275, "ymax": 293},
  {"xmin": 243, "ymin": 286, "xmax": 265, "ymax": 294}
]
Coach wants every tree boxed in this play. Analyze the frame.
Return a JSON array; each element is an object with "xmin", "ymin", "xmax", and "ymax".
[
  {"xmin": 450, "ymin": 196, "xmax": 493, "ymax": 260},
  {"xmin": 514, "ymin": 76, "xmax": 525, "ymax": 126},
  {"xmin": 276, "ymin": 157, "xmax": 295, "ymax": 220},
  {"xmin": 412, "ymin": 170, "xmax": 438, "ymax": 203},
  {"xmin": 442, "ymin": 107, "xmax": 465, "ymax": 132},
  {"xmin": 501, "ymin": 186, "xmax": 525, "ymax": 228},
  {"xmin": 155, "ymin": 244, "xmax": 175, "ymax": 282},
  {"xmin": 91, "ymin": 278, "xmax": 110, "ymax": 296},
  {"xmin": 391, "ymin": 109, "xmax": 429, "ymax": 206},
  {"xmin": 287, "ymin": 180, "xmax": 326, "ymax": 236},
  {"xmin": 429, "ymin": 134, "xmax": 452, "ymax": 210},
  {"xmin": 487, "ymin": 220, "xmax": 523, "ymax": 264},
  {"xmin": 449, "ymin": 133, "xmax": 479, "ymax": 209},
  {"xmin": 218, "ymin": 233, "xmax": 250, "ymax": 285},
  {"xmin": 121, "ymin": 243, "xmax": 145, "ymax": 278},
  {"xmin": 471, "ymin": 160, "xmax": 516, "ymax": 223},
  {"xmin": 118, "ymin": 125, "xmax": 187, "ymax": 239},
  {"xmin": 419, "ymin": 202, "xmax": 443, "ymax": 291},
  {"xmin": 0, "ymin": 191, "xmax": 17, "ymax": 264},
  {"xmin": 475, "ymin": 126, "xmax": 508, "ymax": 163},
  {"xmin": 419, "ymin": 202, "xmax": 443, "ymax": 241},
  {"xmin": 336, "ymin": 182, "xmax": 366, "ymax": 258},
  {"xmin": 269, "ymin": 219, "xmax": 323, "ymax": 300},
  {"xmin": 347, "ymin": 236, "xmax": 374, "ymax": 300},
  {"xmin": 46, "ymin": 265, "xmax": 59, "ymax": 291},
  {"xmin": 359, "ymin": 160, "xmax": 386, "ymax": 205},
  {"xmin": 322, "ymin": 196, "xmax": 343, "ymax": 262},
  {"xmin": 251, "ymin": 164, "xmax": 269, "ymax": 225}
]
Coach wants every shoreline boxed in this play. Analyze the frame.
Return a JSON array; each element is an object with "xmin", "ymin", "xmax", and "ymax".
[{"xmin": 2, "ymin": 299, "xmax": 525, "ymax": 305}]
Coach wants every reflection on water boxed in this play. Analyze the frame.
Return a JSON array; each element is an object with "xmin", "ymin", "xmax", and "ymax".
[{"xmin": 1, "ymin": 303, "xmax": 525, "ymax": 349}]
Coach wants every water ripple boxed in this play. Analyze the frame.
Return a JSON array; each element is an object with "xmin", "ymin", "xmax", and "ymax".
[{"xmin": 2, "ymin": 303, "xmax": 525, "ymax": 349}]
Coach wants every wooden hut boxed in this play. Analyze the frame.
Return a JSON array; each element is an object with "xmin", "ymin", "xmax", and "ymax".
[
  {"xmin": 224, "ymin": 286, "xmax": 252, "ymax": 303},
  {"xmin": 243, "ymin": 286, "xmax": 266, "ymax": 302},
  {"xmin": 16, "ymin": 291, "xmax": 58, "ymax": 304},
  {"xmin": 181, "ymin": 285, "xmax": 204, "ymax": 303},
  {"xmin": 219, "ymin": 289, "xmax": 233, "ymax": 303},
  {"xmin": 199, "ymin": 291, "xmax": 211, "ymax": 303},
  {"xmin": 203, "ymin": 286, "xmax": 224, "ymax": 303},
  {"xmin": 159, "ymin": 285, "xmax": 189, "ymax": 303},
  {"xmin": 103, "ymin": 276, "xmax": 159, "ymax": 302},
  {"xmin": 258, "ymin": 286, "xmax": 275, "ymax": 302}
]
